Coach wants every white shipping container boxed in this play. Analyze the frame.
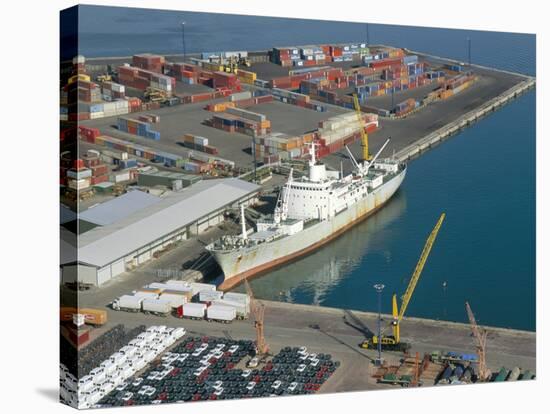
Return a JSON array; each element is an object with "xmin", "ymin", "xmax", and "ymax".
[
  {"xmin": 90, "ymin": 112, "xmax": 105, "ymax": 119},
  {"xmin": 213, "ymin": 299, "xmax": 249, "ymax": 318},
  {"xmin": 230, "ymin": 91, "xmax": 252, "ymax": 102},
  {"xmin": 159, "ymin": 293, "xmax": 187, "ymax": 308},
  {"xmin": 188, "ymin": 282, "xmax": 216, "ymax": 296},
  {"xmin": 199, "ymin": 290, "xmax": 223, "ymax": 302},
  {"xmin": 67, "ymin": 168, "xmax": 92, "ymax": 179},
  {"xmin": 180, "ymin": 302, "xmax": 207, "ymax": 318},
  {"xmin": 112, "ymin": 83, "xmax": 125, "ymax": 93},
  {"xmin": 223, "ymin": 292, "xmax": 250, "ymax": 306},
  {"xmin": 193, "ymin": 136, "xmax": 209, "ymax": 146},
  {"xmin": 114, "ymin": 295, "xmax": 144, "ymax": 310},
  {"xmin": 113, "ymin": 171, "xmax": 131, "ymax": 183},
  {"xmin": 142, "ymin": 298, "xmax": 172, "ymax": 314},
  {"xmin": 207, "ymin": 304, "xmax": 236, "ymax": 322},
  {"xmin": 67, "ymin": 178, "xmax": 91, "ymax": 190},
  {"xmin": 147, "ymin": 282, "xmax": 171, "ymax": 291}
]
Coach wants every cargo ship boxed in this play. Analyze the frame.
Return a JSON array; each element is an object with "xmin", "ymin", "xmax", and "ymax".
[{"xmin": 207, "ymin": 139, "xmax": 406, "ymax": 290}]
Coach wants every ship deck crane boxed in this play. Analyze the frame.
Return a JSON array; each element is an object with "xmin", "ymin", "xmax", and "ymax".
[
  {"xmin": 466, "ymin": 301, "xmax": 490, "ymax": 381},
  {"xmin": 361, "ymin": 212, "xmax": 446, "ymax": 351},
  {"xmin": 244, "ymin": 279, "xmax": 269, "ymax": 356},
  {"xmin": 352, "ymin": 93, "xmax": 372, "ymax": 162}
]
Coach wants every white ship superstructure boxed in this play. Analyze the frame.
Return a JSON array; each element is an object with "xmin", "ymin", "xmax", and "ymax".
[{"xmin": 207, "ymin": 139, "xmax": 407, "ymax": 290}]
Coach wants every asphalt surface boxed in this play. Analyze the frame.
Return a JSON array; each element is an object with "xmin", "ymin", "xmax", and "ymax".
[
  {"xmin": 80, "ymin": 97, "xmax": 351, "ymax": 167},
  {"xmin": 324, "ymin": 68, "xmax": 528, "ymax": 171},
  {"xmin": 74, "ymin": 294, "xmax": 536, "ymax": 393}
]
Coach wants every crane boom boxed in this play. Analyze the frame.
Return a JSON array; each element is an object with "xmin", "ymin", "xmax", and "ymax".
[
  {"xmin": 466, "ymin": 301, "xmax": 489, "ymax": 381},
  {"xmin": 398, "ymin": 213, "xmax": 446, "ymax": 321},
  {"xmin": 363, "ymin": 213, "xmax": 446, "ymax": 351},
  {"xmin": 352, "ymin": 93, "xmax": 371, "ymax": 161},
  {"xmin": 244, "ymin": 279, "xmax": 269, "ymax": 355}
]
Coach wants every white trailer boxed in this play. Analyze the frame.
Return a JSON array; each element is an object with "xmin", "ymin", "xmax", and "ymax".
[
  {"xmin": 142, "ymin": 298, "xmax": 172, "ymax": 316},
  {"xmin": 223, "ymin": 292, "xmax": 251, "ymax": 307},
  {"xmin": 213, "ymin": 298, "xmax": 250, "ymax": 319},
  {"xmin": 176, "ymin": 302, "xmax": 207, "ymax": 319},
  {"xmin": 199, "ymin": 290, "xmax": 224, "ymax": 302},
  {"xmin": 112, "ymin": 295, "xmax": 144, "ymax": 312},
  {"xmin": 189, "ymin": 282, "xmax": 216, "ymax": 296},
  {"xmin": 206, "ymin": 304, "xmax": 236, "ymax": 323},
  {"xmin": 134, "ymin": 291, "xmax": 159, "ymax": 300},
  {"xmin": 159, "ymin": 292, "xmax": 187, "ymax": 308}
]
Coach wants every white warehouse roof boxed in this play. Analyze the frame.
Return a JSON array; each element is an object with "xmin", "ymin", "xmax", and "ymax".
[
  {"xmin": 79, "ymin": 190, "xmax": 161, "ymax": 226},
  {"xmin": 75, "ymin": 178, "xmax": 260, "ymax": 268}
]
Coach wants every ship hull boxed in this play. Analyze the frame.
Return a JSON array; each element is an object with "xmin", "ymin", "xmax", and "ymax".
[{"xmin": 215, "ymin": 168, "xmax": 406, "ymax": 291}]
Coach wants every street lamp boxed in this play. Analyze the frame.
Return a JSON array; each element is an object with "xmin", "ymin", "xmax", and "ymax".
[
  {"xmin": 181, "ymin": 22, "xmax": 186, "ymax": 61},
  {"xmin": 374, "ymin": 283, "xmax": 385, "ymax": 366}
]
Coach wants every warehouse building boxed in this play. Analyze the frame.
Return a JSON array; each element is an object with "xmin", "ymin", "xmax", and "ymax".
[{"xmin": 61, "ymin": 178, "xmax": 260, "ymax": 286}]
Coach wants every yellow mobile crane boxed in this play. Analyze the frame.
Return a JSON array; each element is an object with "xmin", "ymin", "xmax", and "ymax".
[
  {"xmin": 352, "ymin": 93, "xmax": 372, "ymax": 161},
  {"xmin": 361, "ymin": 213, "xmax": 446, "ymax": 351}
]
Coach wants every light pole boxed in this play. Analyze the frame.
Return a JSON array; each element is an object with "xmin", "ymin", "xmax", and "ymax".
[
  {"xmin": 181, "ymin": 22, "xmax": 186, "ymax": 61},
  {"xmin": 467, "ymin": 37, "xmax": 471, "ymax": 66},
  {"xmin": 252, "ymin": 136, "xmax": 257, "ymax": 183},
  {"xmin": 374, "ymin": 283, "xmax": 385, "ymax": 366},
  {"xmin": 366, "ymin": 23, "xmax": 370, "ymax": 46}
]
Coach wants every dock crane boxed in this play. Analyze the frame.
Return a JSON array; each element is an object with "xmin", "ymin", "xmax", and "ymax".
[
  {"xmin": 244, "ymin": 278, "xmax": 269, "ymax": 356},
  {"xmin": 352, "ymin": 93, "xmax": 372, "ymax": 161},
  {"xmin": 465, "ymin": 301, "xmax": 490, "ymax": 381},
  {"xmin": 361, "ymin": 213, "xmax": 446, "ymax": 351}
]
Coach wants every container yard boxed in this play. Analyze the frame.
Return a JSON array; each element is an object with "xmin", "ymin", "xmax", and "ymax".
[
  {"xmin": 60, "ymin": 34, "xmax": 536, "ymax": 409},
  {"xmin": 66, "ymin": 43, "xmax": 533, "ymax": 188}
]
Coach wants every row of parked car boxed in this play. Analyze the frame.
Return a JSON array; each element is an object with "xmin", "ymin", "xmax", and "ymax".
[
  {"xmin": 97, "ymin": 335, "xmax": 339, "ymax": 407},
  {"xmin": 60, "ymin": 324, "xmax": 146, "ymax": 379},
  {"xmin": 60, "ymin": 325, "xmax": 186, "ymax": 409}
]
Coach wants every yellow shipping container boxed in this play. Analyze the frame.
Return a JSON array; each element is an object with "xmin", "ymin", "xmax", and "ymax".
[{"xmin": 95, "ymin": 135, "xmax": 106, "ymax": 145}]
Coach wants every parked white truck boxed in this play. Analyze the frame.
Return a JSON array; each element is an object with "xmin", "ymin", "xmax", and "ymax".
[
  {"xmin": 212, "ymin": 298, "xmax": 250, "ymax": 320},
  {"xmin": 206, "ymin": 304, "xmax": 236, "ymax": 323},
  {"xmin": 175, "ymin": 302, "xmax": 207, "ymax": 319},
  {"xmin": 112, "ymin": 295, "xmax": 145, "ymax": 312},
  {"xmin": 142, "ymin": 298, "xmax": 172, "ymax": 316}
]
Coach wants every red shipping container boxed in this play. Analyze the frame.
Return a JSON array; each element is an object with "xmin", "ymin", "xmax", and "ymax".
[
  {"xmin": 91, "ymin": 165, "xmax": 108, "ymax": 176},
  {"xmin": 91, "ymin": 175, "xmax": 109, "ymax": 185}
]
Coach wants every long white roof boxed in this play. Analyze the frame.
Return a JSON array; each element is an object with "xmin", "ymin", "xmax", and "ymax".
[
  {"xmin": 79, "ymin": 190, "xmax": 161, "ymax": 226},
  {"xmin": 75, "ymin": 178, "xmax": 260, "ymax": 268}
]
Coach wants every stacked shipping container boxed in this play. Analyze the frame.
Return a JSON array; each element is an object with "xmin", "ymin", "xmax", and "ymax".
[
  {"xmin": 207, "ymin": 108, "xmax": 271, "ymax": 137},
  {"xmin": 181, "ymin": 134, "xmax": 219, "ymax": 155},
  {"xmin": 132, "ymin": 54, "xmax": 165, "ymax": 73},
  {"xmin": 117, "ymin": 65, "xmax": 175, "ymax": 95},
  {"xmin": 101, "ymin": 81, "xmax": 126, "ymax": 101},
  {"xmin": 117, "ymin": 117, "xmax": 161, "ymax": 141}
]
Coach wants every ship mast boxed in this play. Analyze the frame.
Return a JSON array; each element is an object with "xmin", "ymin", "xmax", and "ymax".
[
  {"xmin": 274, "ymin": 167, "xmax": 293, "ymax": 224},
  {"xmin": 240, "ymin": 204, "xmax": 248, "ymax": 240}
]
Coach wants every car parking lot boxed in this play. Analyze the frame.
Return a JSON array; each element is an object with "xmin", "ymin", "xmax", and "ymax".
[{"xmin": 98, "ymin": 335, "xmax": 339, "ymax": 407}]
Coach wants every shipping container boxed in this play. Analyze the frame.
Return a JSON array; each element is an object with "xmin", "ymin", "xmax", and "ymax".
[
  {"xmin": 142, "ymin": 298, "xmax": 172, "ymax": 316},
  {"xmin": 206, "ymin": 304, "xmax": 236, "ymax": 323},
  {"xmin": 113, "ymin": 295, "xmax": 144, "ymax": 312},
  {"xmin": 176, "ymin": 303, "xmax": 207, "ymax": 319}
]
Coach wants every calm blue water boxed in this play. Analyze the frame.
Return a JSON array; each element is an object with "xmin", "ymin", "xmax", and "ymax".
[{"xmin": 76, "ymin": 6, "xmax": 536, "ymax": 330}]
